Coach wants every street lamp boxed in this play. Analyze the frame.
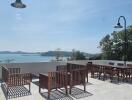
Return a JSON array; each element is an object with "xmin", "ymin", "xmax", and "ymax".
[
  {"xmin": 114, "ymin": 16, "xmax": 127, "ymax": 66},
  {"xmin": 11, "ymin": 0, "xmax": 26, "ymax": 8}
]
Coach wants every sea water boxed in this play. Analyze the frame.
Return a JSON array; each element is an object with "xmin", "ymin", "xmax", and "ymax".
[{"xmin": 0, "ymin": 54, "xmax": 67, "ymax": 63}]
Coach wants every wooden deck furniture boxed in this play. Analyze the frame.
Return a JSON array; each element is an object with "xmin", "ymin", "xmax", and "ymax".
[
  {"xmin": 67, "ymin": 63, "xmax": 86, "ymax": 71},
  {"xmin": 90, "ymin": 64, "xmax": 101, "ymax": 78},
  {"xmin": 124, "ymin": 64, "xmax": 132, "ymax": 81},
  {"xmin": 56, "ymin": 63, "xmax": 88, "ymax": 83},
  {"xmin": 56, "ymin": 65, "xmax": 67, "ymax": 71},
  {"xmin": 117, "ymin": 63, "xmax": 124, "ymax": 66},
  {"xmin": 90, "ymin": 63, "xmax": 132, "ymax": 82},
  {"xmin": 69, "ymin": 69, "xmax": 86, "ymax": 94},
  {"xmin": 109, "ymin": 62, "xmax": 114, "ymax": 65},
  {"xmin": 102, "ymin": 65, "xmax": 120, "ymax": 82},
  {"xmin": 67, "ymin": 63, "xmax": 88, "ymax": 82},
  {"xmin": 39, "ymin": 71, "xmax": 68, "ymax": 99},
  {"xmin": 2, "ymin": 66, "xmax": 32, "ymax": 98}
]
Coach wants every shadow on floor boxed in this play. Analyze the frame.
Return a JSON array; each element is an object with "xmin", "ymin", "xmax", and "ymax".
[
  {"xmin": 32, "ymin": 81, "xmax": 39, "ymax": 86},
  {"xmin": 40, "ymin": 90, "xmax": 73, "ymax": 100},
  {"xmin": 61, "ymin": 87, "xmax": 93, "ymax": 99},
  {"xmin": 1, "ymin": 83, "xmax": 31, "ymax": 99},
  {"xmin": 86, "ymin": 82, "xmax": 93, "ymax": 85},
  {"xmin": 91, "ymin": 75, "xmax": 132, "ymax": 85}
]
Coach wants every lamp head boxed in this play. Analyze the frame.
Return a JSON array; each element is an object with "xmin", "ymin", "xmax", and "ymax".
[
  {"xmin": 114, "ymin": 22, "xmax": 123, "ymax": 28},
  {"xmin": 11, "ymin": 0, "xmax": 26, "ymax": 8}
]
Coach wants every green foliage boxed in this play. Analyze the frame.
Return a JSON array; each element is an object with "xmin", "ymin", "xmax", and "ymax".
[
  {"xmin": 99, "ymin": 25, "xmax": 132, "ymax": 61},
  {"xmin": 74, "ymin": 51, "xmax": 86, "ymax": 60},
  {"xmin": 89, "ymin": 54, "xmax": 102, "ymax": 60}
]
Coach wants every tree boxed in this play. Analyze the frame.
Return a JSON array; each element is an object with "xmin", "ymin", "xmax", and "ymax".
[
  {"xmin": 71, "ymin": 49, "xmax": 76, "ymax": 60},
  {"xmin": 99, "ymin": 34, "xmax": 113, "ymax": 59},
  {"xmin": 75, "ymin": 51, "xmax": 86, "ymax": 60},
  {"xmin": 69, "ymin": 49, "xmax": 86, "ymax": 60},
  {"xmin": 99, "ymin": 25, "xmax": 132, "ymax": 61}
]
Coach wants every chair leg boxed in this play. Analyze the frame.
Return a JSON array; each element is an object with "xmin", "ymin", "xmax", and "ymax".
[
  {"xmin": 65, "ymin": 86, "xmax": 68, "ymax": 95},
  {"xmin": 39, "ymin": 86, "xmax": 41, "ymax": 93},
  {"xmin": 87, "ymin": 73, "xmax": 88, "ymax": 83},
  {"xmin": 6, "ymin": 87, "xmax": 8, "ymax": 100},
  {"xmin": 117, "ymin": 73, "xmax": 120, "ymax": 82},
  {"xmin": 84, "ymin": 83, "xmax": 86, "ymax": 92},
  {"xmin": 48, "ymin": 83, "xmax": 51, "ymax": 99},
  {"xmin": 103, "ymin": 73, "xmax": 105, "ymax": 81},
  {"xmin": 69, "ymin": 85, "xmax": 72, "ymax": 94},
  {"xmin": 110, "ymin": 74, "xmax": 113, "ymax": 82},
  {"xmin": 48, "ymin": 89, "xmax": 50, "ymax": 99},
  {"xmin": 29, "ymin": 83, "xmax": 31, "ymax": 92}
]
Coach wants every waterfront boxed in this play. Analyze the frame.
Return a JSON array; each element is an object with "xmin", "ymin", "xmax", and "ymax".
[{"xmin": 0, "ymin": 54, "xmax": 67, "ymax": 63}]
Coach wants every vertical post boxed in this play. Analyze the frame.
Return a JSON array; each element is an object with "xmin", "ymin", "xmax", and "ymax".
[{"xmin": 115, "ymin": 16, "xmax": 127, "ymax": 66}]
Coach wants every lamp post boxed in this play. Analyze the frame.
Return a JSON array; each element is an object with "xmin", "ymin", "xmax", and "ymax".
[
  {"xmin": 114, "ymin": 16, "xmax": 127, "ymax": 66},
  {"xmin": 11, "ymin": 0, "xmax": 26, "ymax": 8}
]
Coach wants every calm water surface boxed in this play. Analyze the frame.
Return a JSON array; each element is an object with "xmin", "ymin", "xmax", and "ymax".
[{"xmin": 0, "ymin": 54, "xmax": 64, "ymax": 63}]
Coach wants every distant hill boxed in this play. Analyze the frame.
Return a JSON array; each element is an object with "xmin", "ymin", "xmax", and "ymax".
[
  {"xmin": 0, "ymin": 51, "xmax": 35, "ymax": 54},
  {"xmin": 40, "ymin": 51, "xmax": 96, "ymax": 58},
  {"xmin": 0, "ymin": 51, "xmax": 100, "ymax": 58}
]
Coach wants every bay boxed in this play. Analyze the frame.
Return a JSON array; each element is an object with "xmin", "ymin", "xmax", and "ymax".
[{"xmin": 0, "ymin": 54, "xmax": 67, "ymax": 63}]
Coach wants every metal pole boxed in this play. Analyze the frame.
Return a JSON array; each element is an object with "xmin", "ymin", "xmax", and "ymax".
[{"xmin": 117, "ymin": 16, "xmax": 127, "ymax": 66}]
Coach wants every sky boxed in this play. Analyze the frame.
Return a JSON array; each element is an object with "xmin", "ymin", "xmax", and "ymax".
[{"xmin": 0, "ymin": 0, "xmax": 132, "ymax": 53}]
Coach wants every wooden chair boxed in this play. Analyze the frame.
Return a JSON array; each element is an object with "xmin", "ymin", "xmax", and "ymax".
[
  {"xmin": 56, "ymin": 65, "xmax": 67, "ymax": 71},
  {"xmin": 102, "ymin": 65, "xmax": 119, "ymax": 82},
  {"xmin": 86, "ymin": 62, "xmax": 92, "ymax": 82},
  {"xmin": 109, "ymin": 62, "xmax": 114, "ymax": 65},
  {"xmin": 117, "ymin": 63, "xmax": 124, "ymax": 66},
  {"xmin": 57, "ymin": 63, "xmax": 88, "ymax": 83},
  {"xmin": 39, "ymin": 71, "xmax": 68, "ymax": 99},
  {"xmin": 125, "ymin": 64, "xmax": 132, "ymax": 81},
  {"xmin": 69, "ymin": 69, "xmax": 86, "ymax": 94},
  {"xmin": 90, "ymin": 64, "xmax": 101, "ymax": 78},
  {"xmin": 67, "ymin": 63, "xmax": 88, "ymax": 82},
  {"xmin": 2, "ymin": 66, "xmax": 32, "ymax": 98}
]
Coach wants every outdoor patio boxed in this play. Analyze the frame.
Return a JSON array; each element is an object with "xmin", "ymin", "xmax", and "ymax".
[{"xmin": 0, "ymin": 75, "xmax": 132, "ymax": 100}]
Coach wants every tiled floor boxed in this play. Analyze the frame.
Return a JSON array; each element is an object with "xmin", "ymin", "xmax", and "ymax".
[{"xmin": 0, "ymin": 77, "xmax": 132, "ymax": 100}]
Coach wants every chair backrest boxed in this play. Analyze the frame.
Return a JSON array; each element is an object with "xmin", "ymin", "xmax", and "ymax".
[
  {"xmin": 8, "ymin": 68, "xmax": 21, "ymax": 74},
  {"xmin": 87, "ymin": 62, "xmax": 92, "ymax": 72},
  {"xmin": 109, "ymin": 62, "xmax": 114, "ymax": 65},
  {"xmin": 8, "ymin": 73, "xmax": 31, "ymax": 86},
  {"xmin": 39, "ymin": 71, "xmax": 68, "ymax": 90},
  {"xmin": 87, "ymin": 62, "xmax": 92, "ymax": 64},
  {"xmin": 67, "ymin": 63, "xmax": 86, "ymax": 72},
  {"xmin": 70, "ymin": 69, "xmax": 86, "ymax": 86},
  {"xmin": 2, "ymin": 66, "xmax": 31, "ymax": 86},
  {"xmin": 56, "ymin": 65, "xmax": 67, "ymax": 71},
  {"xmin": 127, "ymin": 64, "xmax": 132, "ymax": 67},
  {"xmin": 117, "ymin": 63, "xmax": 124, "ymax": 66},
  {"xmin": 2, "ymin": 66, "xmax": 9, "ymax": 83}
]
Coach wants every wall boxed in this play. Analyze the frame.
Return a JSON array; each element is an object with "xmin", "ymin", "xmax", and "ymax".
[
  {"xmin": 0, "ymin": 61, "xmax": 66, "ymax": 80},
  {"xmin": 0, "ymin": 60, "xmax": 132, "ymax": 80}
]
